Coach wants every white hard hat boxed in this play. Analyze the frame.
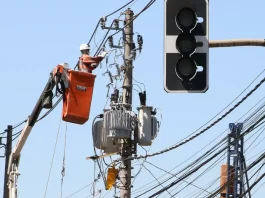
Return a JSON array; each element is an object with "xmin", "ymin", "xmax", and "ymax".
[
  {"xmin": 80, "ymin": 43, "xmax": 90, "ymax": 51},
  {"xmin": 59, "ymin": 62, "xmax": 69, "ymax": 69}
]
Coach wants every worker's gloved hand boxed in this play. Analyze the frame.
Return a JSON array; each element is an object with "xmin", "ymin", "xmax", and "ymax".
[{"xmin": 99, "ymin": 51, "xmax": 108, "ymax": 58}]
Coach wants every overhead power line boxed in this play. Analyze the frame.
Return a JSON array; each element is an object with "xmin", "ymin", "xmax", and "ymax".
[
  {"xmin": 94, "ymin": 0, "xmax": 157, "ymax": 56},
  {"xmin": 89, "ymin": 0, "xmax": 136, "ymax": 46},
  {"xmin": 74, "ymin": 0, "xmax": 138, "ymax": 70},
  {"xmin": 149, "ymin": 118, "xmax": 265, "ymax": 198},
  {"xmin": 133, "ymin": 102, "xmax": 265, "ymax": 197},
  {"xmin": 114, "ymin": 74, "xmax": 265, "ymax": 162},
  {"xmin": 132, "ymin": 96, "xmax": 265, "ymax": 196}
]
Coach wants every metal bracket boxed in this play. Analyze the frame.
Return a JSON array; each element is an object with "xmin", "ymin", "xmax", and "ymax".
[
  {"xmin": 111, "ymin": 45, "xmax": 124, "ymax": 49},
  {"xmin": 86, "ymin": 152, "xmax": 118, "ymax": 160},
  {"xmin": 102, "ymin": 26, "xmax": 123, "ymax": 31}
]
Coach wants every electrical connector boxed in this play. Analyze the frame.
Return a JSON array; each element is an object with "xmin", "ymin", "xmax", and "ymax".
[
  {"xmin": 137, "ymin": 35, "xmax": 143, "ymax": 53},
  {"xmin": 100, "ymin": 17, "xmax": 106, "ymax": 28},
  {"xmin": 113, "ymin": 19, "xmax": 119, "ymax": 29},
  {"xmin": 139, "ymin": 91, "xmax": 146, "ymax": 106},
  {"xmin": 108, "ymin": 36, "xmax": 114, "ymax": 48}
]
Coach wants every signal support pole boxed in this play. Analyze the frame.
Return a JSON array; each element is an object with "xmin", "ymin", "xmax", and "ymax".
[
  {"xmin": 120, "ymin": 8, "xmax": 134, "ymax": 198},
  {"xmin": 3, "ymin": 125, "xmax": 12, "ymax": 198}
]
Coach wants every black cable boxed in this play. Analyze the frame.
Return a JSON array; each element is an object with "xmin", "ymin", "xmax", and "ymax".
[
  {"xmin": 161, "ymin": 148, "xmax": 228, "ymax": 198},
  {"xmin": 206, "ymin": 145, "xmax": 265, "ymax": 198},
  {"xmin": 12, "ymin": 119, "xmax": 27, "ymax": 129},
  {"xmin": 133, "ymin": 97, "xmax": 265, "ymax": 197},
  {"xmin": 98, "ymin": 0, "xmax": 157, "ymax": 54},
  {"xmin": 106, "ymin": 0, "xmax": 136, "ymax": 18},
  {"xmin": 91, "ymin": 115, "xmax": 107, "ymax": 186},
  {"xmin": 239, "ymin": 171, "xmax": 265, "ymax": 198},
  {"xmin": 190, "ymin": 136, "xmax": 265, "ymax": 198},
  {"xmin": 144, "ymin": 161, "xmax": 212, "ymax": 196},
  {"xmin": 128, "ymin": 75, "xmax": 265, "ymax": 161},
  {"xmin": 137, "ymin": 142, "xmax": 228, "ymax": 197},
  {"xmin": 65, "ymin": 182, "xmax": 94, "ymax": 198},
  {"xmin": 169, "ymin": 154, "xmax": 224, "ymax": 197},
  {"xmin": 94, "ymin": 20, "xmax": 115, "ymax": 56},
  {"xmin": 188, "ymin": 147, "xmax": 265, "ymax": 198},
  {"xmin": 74, "ymin": 0, "xmax": 137, "ymax": 70},
  {"xmin": 147, "ymin": 147, "xmax": 227, "ymax": 198},
  {"xmin": 141, "ymin": 164, "xmax": 174, "ymax": 197},
  {"xmin": 12, "ymin": 130, "xmax": 22, "ymax": 137},
  {"xmin": 37, "ymin": 96, "xmax": 63, "ymax": 122},
  {"xmin": 143, "ymin": 116, "xmax": 265, "ymax": 197},
  {"xmin": 132, "ymin": 136, "xmax": 228, "ymax": 196},
  {"xmin": 88, "ymin": 21, "xmax": 100, "ymax": 46}
]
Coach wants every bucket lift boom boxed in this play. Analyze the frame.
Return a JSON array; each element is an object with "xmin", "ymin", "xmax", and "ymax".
[{"xmin": 6, "ymin": 64, "xmax": 96, "ymax": 198}]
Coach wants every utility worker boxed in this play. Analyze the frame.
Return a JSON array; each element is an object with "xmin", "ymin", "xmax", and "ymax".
[{"xmin": 78, "ymin": 43, "xmax": 107, "ymax": 73}]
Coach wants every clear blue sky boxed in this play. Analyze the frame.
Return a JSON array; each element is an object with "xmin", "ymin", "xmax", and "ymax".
[{"xmin": 1, "ymin": 0, "xmax": 265, "ymax": 197}]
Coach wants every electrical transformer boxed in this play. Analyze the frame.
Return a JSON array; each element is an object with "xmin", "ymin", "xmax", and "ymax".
[
  {"xmin": 104, "ymin": 109, "xmax": 135, "ymax": 139},
  {"xmin": 92, "ymin": 119, "xmax": 119, "ymax": 153},
  {"xmin": 137, "ymin": 106, "xmax": 158, "ymax": 146},
  {"xmin": 92, "ymin": 120, "xmax": 103, "ymax": 149}
]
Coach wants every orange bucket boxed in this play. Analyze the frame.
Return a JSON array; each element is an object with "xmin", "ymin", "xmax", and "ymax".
[{"xmin": 62, "ymin": 70, "xmax": 96, "ymax": 124}]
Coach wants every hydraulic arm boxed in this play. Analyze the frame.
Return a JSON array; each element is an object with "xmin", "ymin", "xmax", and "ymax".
[
  {"xmin": 6, "ymin": 60, "xmax": 98, "ymax": 198},
  {"xmin": 6, "ymin": 67, "xmax": 60, "ymax": 198}
]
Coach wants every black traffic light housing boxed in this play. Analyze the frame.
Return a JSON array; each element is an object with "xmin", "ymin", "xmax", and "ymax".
[{"xmin": 164, "ymin": 0, "xmax": 209, "ymax": 93}]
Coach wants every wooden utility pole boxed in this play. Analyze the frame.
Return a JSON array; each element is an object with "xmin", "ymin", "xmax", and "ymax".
[
  {"xmin": 120, "ymin": 8, "xmax": 134, "ymax": 198},
  {"xmin": 3, "ymin": 125, "xmax": 12, "ymax": 198}
]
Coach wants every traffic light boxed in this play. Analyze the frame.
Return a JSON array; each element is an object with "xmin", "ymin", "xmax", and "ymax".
[{"xmin": 164, "ymin": 0, "xmax": 209, "ymax": 93}]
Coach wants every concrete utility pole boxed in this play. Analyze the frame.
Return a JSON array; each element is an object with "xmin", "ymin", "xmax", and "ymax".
[
  {"xmin": 120, "ymin": 8, "xmax": 134, "ymax": 198},
  {"xmin": 3, "ymin": 125, "xmax": 12, "ymax": 198}
]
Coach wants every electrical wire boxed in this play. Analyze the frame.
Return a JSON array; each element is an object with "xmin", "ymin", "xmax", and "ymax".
[
  {"xmin": 92, "ymin": 115, "xmax": 107, "ymax": 186},
  {"xmin": 74, "ymin": 0, "xmax": 137, "ymax": 69},
  {"xmin": 65, "ymin": 182, "xmax": 94, "ymax": 198},
  {"xmin": 94, "ymin": 20, "xmax": 115, "ymax": 56},
  {"xmin": 185, "ymin": 147, "xmax": 265, "ymax": 198},
  {"xmin": 44, "ymin": 118, "xmax": 62, "ymax": 198},
  {"xmin": 240, "ymin": 171, "xmax": 265, "ymax": 198},
  {"xmin": 92, "ymin": 0, "xmax": 143, "ymax": 56},
  {"xmin": 37, "ymin": 96, "xmax": 63, "ymax": 122},
  {"xmin": 141, "ymin": 163, "xmax": 174, "ymax": 197},
  {"xmin": 144, "ymin": 160, "xmax": 212, "ymax": 196},
  {"xmin": 96, "ymin": 0, "xmax": 157, "ymax": 56},
  {"xmin": 135, "ymin": 142, "xmax": 229, "ymax": 197},
  {"xmin": 132, "ymin": 135, "xmax": 227, "ymax": 196},
  {"xmin": 119, "ymin": 75, "xmax": 265, "ymax": 162},
  {"xmin": 147, "ymin": 147, "xmax": 227, "ymax": 198},
  {"xmin": 106, "ymin": 0, "xmax": 136, "ymax": 18},
  {"xmin": 0, "ymin": 131, "xmax": 21, "ymax": 149},
  {"xmin": 12, "ymin": 119, "xmax": 27, "ymax": 130},
  {"xmin": 206, "ymin": 139, "xmax": 265, "ymax": 198},
  {"xmin": 60, "ymin": 122, "xmax": 68, "ymax": 198},
  {"xmin": 252, "ymin": 177, "xmax": 265, "ymax": 196},
  {"xmin": 131, "ymin": 97, "xmax": 265, "ymax": 196},
  {"xmin": 169, "ymin": 154, "xmax": 224, "ymax": 197},
  {"xmin": 137, "ymin": 115, "xmax": 265, "ymax": 197},
  {"xmin": 133, "ymin": 76, "xmax": 146, "ymax": 91}
]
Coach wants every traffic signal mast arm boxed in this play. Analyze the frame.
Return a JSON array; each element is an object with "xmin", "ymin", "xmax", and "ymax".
[
  {"xmin": 209, "ymin": 39, "xmax": 265, "ymax": 48},
  {"xmin": 7, "ymin": 64, "xmax": 69, "ymax": 198}
]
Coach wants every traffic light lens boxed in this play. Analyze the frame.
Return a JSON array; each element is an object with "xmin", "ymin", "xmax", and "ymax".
[
  {"xmin": 176, "ymin": 8, "xmax": 197, "ymax": 30},
  {"xmin": 176, "ymin": 57, "xmax": 197, "ymax": 78},
  {"xmin": 176, "ymin": 33, "xmax": 197, "ymax": 55}
]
